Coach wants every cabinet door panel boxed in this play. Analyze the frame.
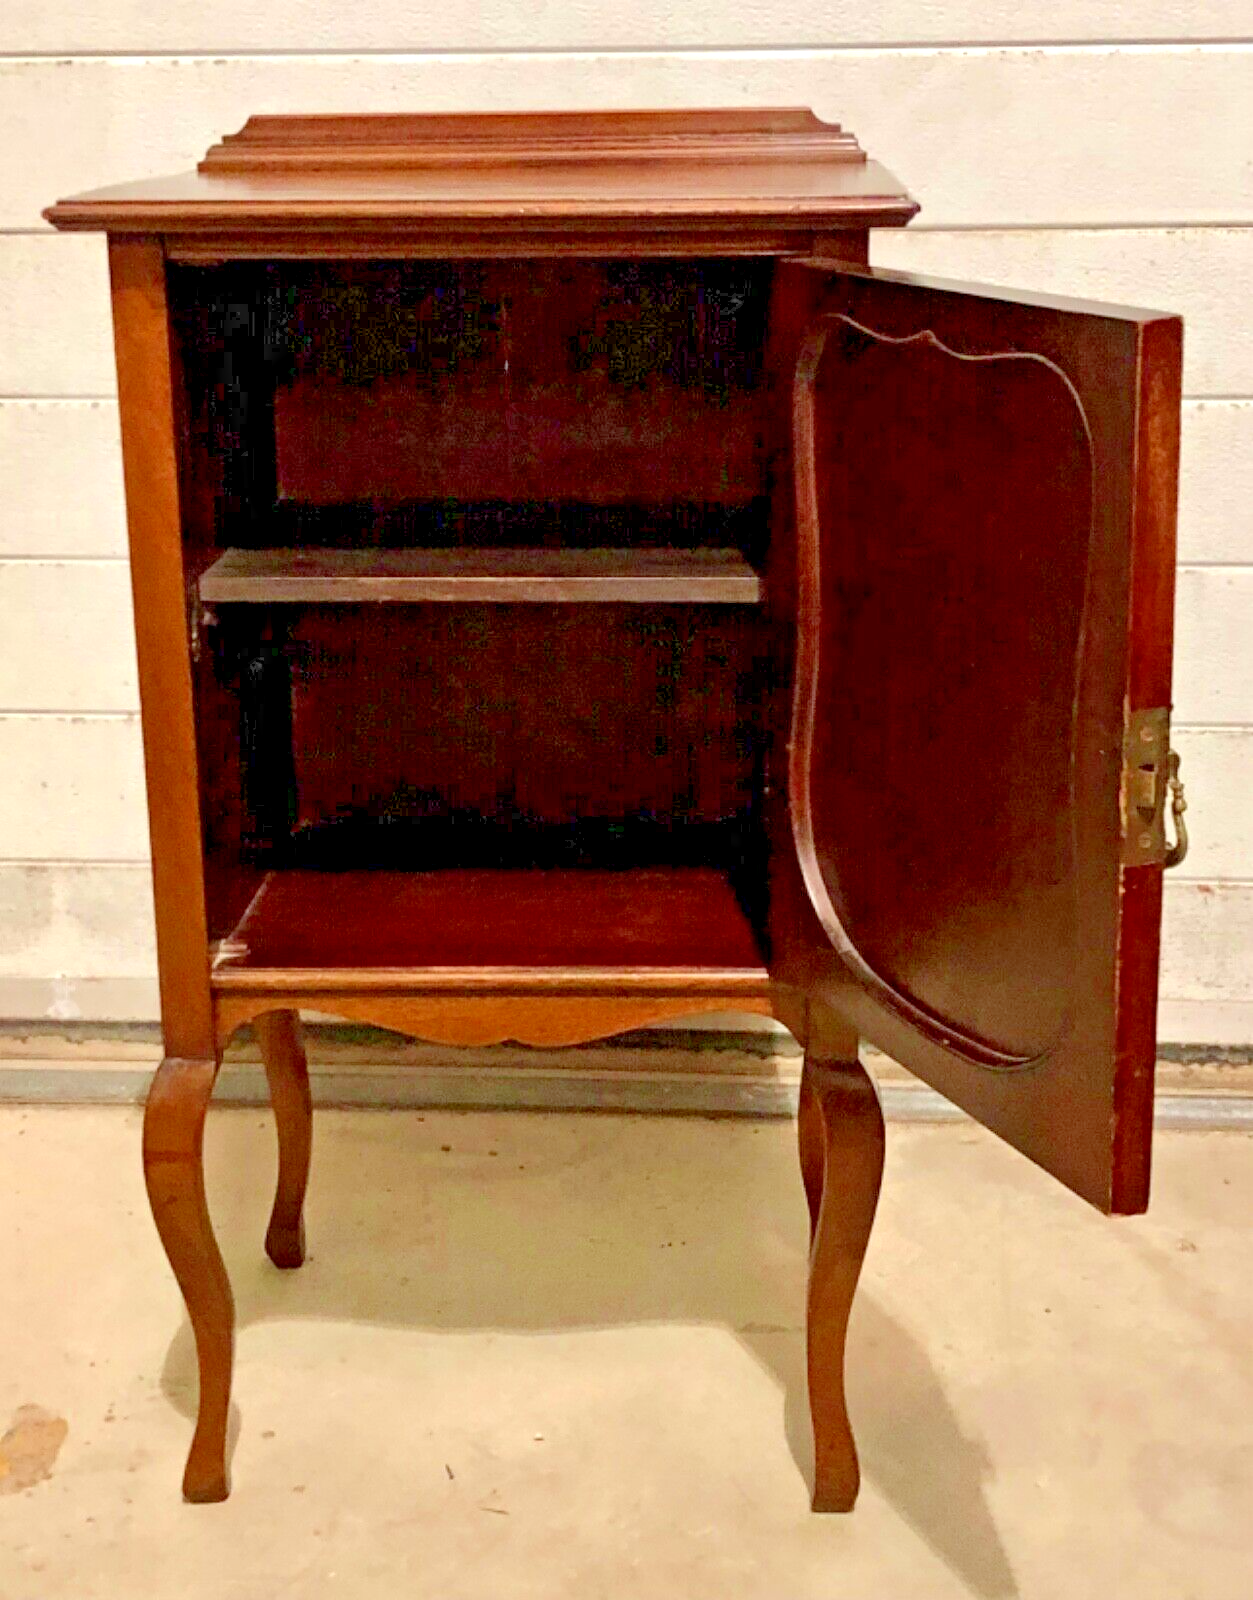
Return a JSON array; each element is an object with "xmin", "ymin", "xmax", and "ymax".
[{"xmin": 789, "ymin": 266, "xmax": 1182, "ymax": 1213}]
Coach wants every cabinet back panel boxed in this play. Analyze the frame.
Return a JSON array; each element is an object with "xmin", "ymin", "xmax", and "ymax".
[
  {"xmin": 282, "ymin": 605, "xmax": 766, "ymax": 840},
  {"xmin": 268, "ymin": 260, "xmax": 771, "ymax": 510}
]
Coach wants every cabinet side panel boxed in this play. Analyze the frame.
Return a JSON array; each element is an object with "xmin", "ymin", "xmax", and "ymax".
[{"xmin": 108, "ymin": 236, "xmax": 214, "ymax": 1056}]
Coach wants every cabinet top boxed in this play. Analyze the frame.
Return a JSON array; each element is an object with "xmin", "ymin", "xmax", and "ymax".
[{"xmin": 44, "ymin": 108, "xmax": 917, "ymax": 251}]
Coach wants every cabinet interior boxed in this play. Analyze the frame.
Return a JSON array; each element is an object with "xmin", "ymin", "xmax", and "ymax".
[{"xmin": 171, "ymin": 256, "xmax": 782, "ymax": 970}]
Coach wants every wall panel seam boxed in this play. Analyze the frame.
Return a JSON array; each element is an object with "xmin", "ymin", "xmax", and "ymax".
[
  {"xmin": 4, "ymin": 42, "xmax": 1253, "ymax": 61},
  {"xmin": 0, "ymin": 710, "xmax": 138, "ymax": 722},
  {"xmin": 0, "ymin": 857, "xmax": 151, "ymax": 868}
]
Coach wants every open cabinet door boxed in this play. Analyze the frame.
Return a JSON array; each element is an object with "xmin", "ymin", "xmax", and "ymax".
[{"xmin": 789, "ymin": 265, "xmax": 1182, "ymax": 1214}]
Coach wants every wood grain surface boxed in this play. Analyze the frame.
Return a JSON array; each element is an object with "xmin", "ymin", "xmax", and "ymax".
[{"xmin": 199, "ymin": 546, "xmax": 763, "ymax": 605}]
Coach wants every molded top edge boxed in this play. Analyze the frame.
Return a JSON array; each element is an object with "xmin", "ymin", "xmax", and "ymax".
[
  {"xmin": 44, "ymin": 108, "xmax": 918, "ymax": 236},
  {"xmin": 199, "ymin": 107, "xmax": 866, "ymax": 171}
]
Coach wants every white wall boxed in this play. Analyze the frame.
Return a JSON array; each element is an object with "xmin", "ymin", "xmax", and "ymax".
[{"xmin": 0, "ymin": 10, "xmax": 1250, "ymax": 1041}]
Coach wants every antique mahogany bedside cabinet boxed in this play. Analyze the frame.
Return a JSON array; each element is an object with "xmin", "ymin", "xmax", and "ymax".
[{"xmin": 46, "ymin": 108, "xmax": 1188, "ymax": 1507}]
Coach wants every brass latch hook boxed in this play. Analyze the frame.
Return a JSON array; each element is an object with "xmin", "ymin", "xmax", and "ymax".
[
  {"xmin": 1164, "ymin": 748, "xmax": 1188, "ymax": 869},
  {"xmin": 1122, "ymin": 708, "xmax": 1190, "ymax": 868}
]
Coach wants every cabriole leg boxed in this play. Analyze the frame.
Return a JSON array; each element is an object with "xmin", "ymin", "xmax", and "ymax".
[
  {"xmin": 255, "ymin": 1009, "xmax": 312, "ymax": 1269},
  {"xmin": 142, "ymin": 1054, "xmax": 234, "ymax": 1503},
  {"xmin": 798, "ymin": 1009, "xmax": 885, "ymax": 1512}
]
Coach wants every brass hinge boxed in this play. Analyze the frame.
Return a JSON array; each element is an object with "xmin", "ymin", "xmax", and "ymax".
[{"xmin": 1122, "ymin": 706, "xmax": 1189, "ymax": 868}]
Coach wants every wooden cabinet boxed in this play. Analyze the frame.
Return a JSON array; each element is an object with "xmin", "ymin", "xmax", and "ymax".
[{"xmin": 46, "ymin": 108, "xmax": 1185, "ymax": 1509}]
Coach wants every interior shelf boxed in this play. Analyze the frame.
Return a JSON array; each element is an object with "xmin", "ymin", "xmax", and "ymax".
[
  {"xmin": 199, "ymin": 546, "xmax": 763, "ymax": 606},
  {"xmin": 210, "ymin": 867, "xmax": 769, "ymax": 989}
]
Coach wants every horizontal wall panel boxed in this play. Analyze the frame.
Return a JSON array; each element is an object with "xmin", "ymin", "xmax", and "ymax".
[
  {"xmin": 0, "ymin": 862, "xmax": 155, "ymax": 985},
  {"xmin": 872, "ymin": 227, "xmax": 1253, "ymax": 398},
  {"xmin": 1169, "ymin": 729, "xmax": 1253, "ymax": 883},
  {"xmin": 6, "ymin": 230, "xmax": 1253, "ymax": 405},
  {"xmin": 10, "ymin": 3, "xmax": 1253, "ymax": 53},
  {"xmin": 0, "ymin": 401, "xmax": 126, "ymax": 556},
  {"xmin": 1178, "ymin": 401, "xmax": 1253, "ymax": 564},
  {"xmin": 1161, "ymin": 881, "xmax": 1253, "ymax": 1013},
  {"xmin": 1174, "ymin": 569, "xmax": 1253, "ymax": 726},
  {"xmin": 0, "ymin": 561, "xmax": 136, "ymax": 710},
  {"xmin": 0, "ymin": 234, "xmax": 113, "ymax": 397},
  {"xmin": 0, "ymin": 974, "xmax": 158, "ymax": 1023},
  {"xmin": 1156, "ymin": 998, "xmax": 1253, "ymax": 1047},
  {"xmin": 0, "ymin": 714, "xmax": 148, "ymax": 860},
  {"xmin": 10, "ymin": 48, "xmax": 1253, "ymax": 234}
]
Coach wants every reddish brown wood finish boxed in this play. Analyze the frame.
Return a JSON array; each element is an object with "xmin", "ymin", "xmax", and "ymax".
[
  {"xmin": 797, "ymin": 1006, "xmax": 883, "ymax": 1512},
  {"xmin": 199, "ymin": 546, "xmax": 762, "ymax": 605},
  {"xmin": 199, "ymin": 109, "xmax": 869, "ymax": 172},
  {"xmin": 44, "ymin": 109, "xmax": 917, "ymax": 242},
  {"xmin": 270, "ymin": 259, "xmax": 768, "ymax": 506},
  {"xmin": 787, "ymin": 266, "xmax": 1182, "ymax": 1214},
  {"xmin": 1112, "ymin": 314, "xmax": 1184, "ymax": 1206},
  {"xmin": 142, "ymin": 1056, "xmax": 233, "ymax": 1502},
  {"xmin": 160, "ymin": 225, "xmax": 856, "ymax": 264},
  {"xmin": 254, "ymin": 1010, "xmax": 312, "ymax": 1269},
  {"xmin": 213, "ymin": 868, "xmax": 767, "ymax": 979},
  {"xmin": 276, "ymin": 374, "xmax": 760, "ymax": 506},
  {"xmin": 282, "ymin": 606, "xmax": 762, "ymax": 837},
  {"xmin": 209, "ymin": 868, "xmax": 774, "ymax": 1051},
  {"xmin": 110, "ymin": 241, "xmax": 236, "ymax": 1503},
  {"xmin": 794, "ymin": 309, "xmax": 1091, "ymax": 1064},
  {"xmin": 48, "ymin": 111, "xmax": 1180, "ymax": 1507},
  {"xmin": 217, "ymin": 993, "xmax": 774, "ymax": 1056},
  {"xmin": 108, "ymin": 239, "xmax": 215, "ymax": 1060}
]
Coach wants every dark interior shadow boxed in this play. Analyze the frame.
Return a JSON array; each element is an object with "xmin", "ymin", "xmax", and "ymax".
[{"xmin": 158, "ymin": 1109, "xmax": 1017, "ymax": 1598}]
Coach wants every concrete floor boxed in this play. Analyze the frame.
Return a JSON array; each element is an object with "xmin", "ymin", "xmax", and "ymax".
[{"xmin": 1, "ymin": 1105, "xmax": 1250, "ymax": 1599}]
